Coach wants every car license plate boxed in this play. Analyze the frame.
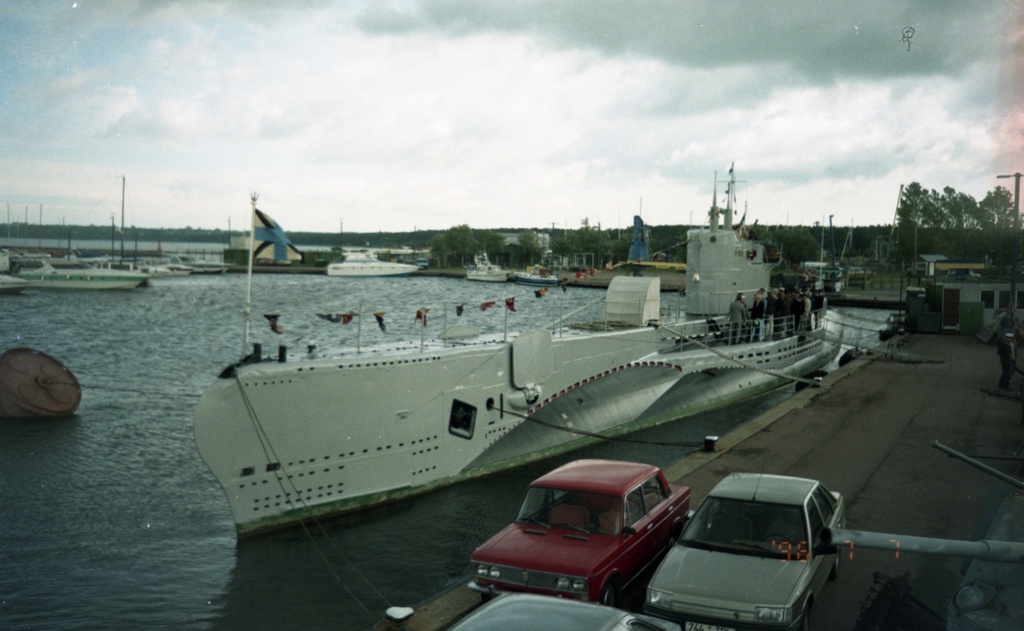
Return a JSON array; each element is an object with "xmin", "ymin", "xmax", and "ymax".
[{"xmin": 685, "ymin": 623, "xmax": 735, "ymax": 631}]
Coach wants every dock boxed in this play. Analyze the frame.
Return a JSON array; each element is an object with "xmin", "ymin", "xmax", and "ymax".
[{"xmin": 380, "ymin": 332, "xmax": 1022, "ymax": 631}]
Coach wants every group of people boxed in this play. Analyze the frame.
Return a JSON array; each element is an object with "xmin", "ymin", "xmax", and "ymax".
[{"xmin": 727, "ymin": 286, "xmax": 828, "ymax": 345}]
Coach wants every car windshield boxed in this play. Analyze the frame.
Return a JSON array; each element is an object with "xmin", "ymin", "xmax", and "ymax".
[
  {"xmin": 515, "ymin": 487, "xmax": 623, "ymax": 535},
  {"xmin": 680, "ymin": 497, "xmax": 808, "ymax": 559}
]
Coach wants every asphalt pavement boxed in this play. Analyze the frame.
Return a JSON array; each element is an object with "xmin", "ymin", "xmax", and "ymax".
[
  {"xmin": 663, "ymin": 332, "xmax": 1023, "ymax": 630},
  {"xmin": 382, "ymin": 332, "xmax": 1024, "ymax": 631}
]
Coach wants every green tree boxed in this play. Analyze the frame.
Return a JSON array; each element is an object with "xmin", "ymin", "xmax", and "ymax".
[
  {"xmin": 429, "ymin": 225, "xmax": 475, "ymax": 268},
  {"xmin": 517, "ymin": 230, "xmax": 542, "ymax": 265},
  {"xmin": 477, "ymin": 231, "xmax": 506, "ymax": 260}
]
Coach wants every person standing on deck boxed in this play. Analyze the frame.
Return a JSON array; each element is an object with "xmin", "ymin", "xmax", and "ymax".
[
  {"xmin": 999, "ymin": 331, "xmax": 1017, "ymax": 391},
  {"xmin": 751, "ymin": 288, "xmax": 767, "ymax": 341},
  {"xmin": 765, "ymin": 288, "xmax": 778, "ymax": 340},
  {"xmin": 728, "ymin": 293, "xmax": 749, "ymax": 345}
]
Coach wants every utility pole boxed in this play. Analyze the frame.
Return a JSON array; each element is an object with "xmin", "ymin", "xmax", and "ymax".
[{"xmin": 998, "ymin": 172, "xmax": 1022, "ymax": 315}]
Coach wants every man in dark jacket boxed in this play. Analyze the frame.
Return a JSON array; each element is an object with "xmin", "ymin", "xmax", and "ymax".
[{"xmin": 999, "ymin": 331, "xmax": 1017, "ymax": 391}]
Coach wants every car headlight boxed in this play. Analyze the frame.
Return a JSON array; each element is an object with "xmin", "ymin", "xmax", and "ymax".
[
  {"xmin": 475, "ymin": 564, "xmax": 500, "ymax": 578},
  {"xmin": 555, "ymin": 576, "xmax": 587, "ymax": 593},
  {"xmin": 754, "ymin": 606, "xmax": 787, "ymax": 623},
  {"xmin": 648, "ymin": 589, "xmax": 673, "ymax": 607}
]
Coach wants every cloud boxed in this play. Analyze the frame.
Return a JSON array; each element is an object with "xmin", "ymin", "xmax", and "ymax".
[{"xmin": 0, "ymin": 1, "xmax": 1015, "ymax": 234}]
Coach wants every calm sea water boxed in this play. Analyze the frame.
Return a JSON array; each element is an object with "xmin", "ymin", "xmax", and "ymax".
[{"xmin": 0, "ymin": 274, "xmax": 887, "ymax": 631}]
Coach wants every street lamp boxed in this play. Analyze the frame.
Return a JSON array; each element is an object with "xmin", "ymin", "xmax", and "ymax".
[{"xmin": 997, "ymin": 172, "xmax": 1021, "ymax": 315}]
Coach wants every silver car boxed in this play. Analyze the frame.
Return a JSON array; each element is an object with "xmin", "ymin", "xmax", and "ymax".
[
  {"xmin": 645, "ymin": 473, "xmax": 845, "ymax": 631},
  {"xmin": 451, "ymin": 593, "xmax": 681, "ymax": 631}
]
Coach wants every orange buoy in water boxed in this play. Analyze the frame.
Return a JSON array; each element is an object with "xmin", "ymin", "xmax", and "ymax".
[{"xmin": 0, "ymin": 348, "xmax": 81, "ymax": 418}]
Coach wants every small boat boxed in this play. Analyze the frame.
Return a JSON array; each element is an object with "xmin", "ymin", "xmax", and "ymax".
[
  {"xmin": 466, "ymin": 254, "xmax": 510, "ymax": 282},
  {"xmin": 139, "ymin": 260, "xmax": 193, "ymax": 278},
  {"xmin": 195, "ymin": 166, "xmax": 845, "ymax": 537},
  {"xmin": 514, "ymin": 265, "xmax": 562, "ymax": 287},
  {"xmin": 0, "ymin": 274, "xmax": 34, "ymax": 294},
  {"xmin": 325, "ymin": 250, "xmax": 419, "ymax": 277},
  {"xmin": 0, "ymin": 348, "xmax": 81, "ymax": 418},
  {"xmin": 166, "ymin": 255, "xmax": 229, "ymax": 274},
  {"xmin": 18, "ymin": 261, "xmax": 149, "ymax": 290}
]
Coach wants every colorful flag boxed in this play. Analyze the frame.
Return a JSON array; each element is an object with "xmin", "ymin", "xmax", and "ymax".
[
  {"xmin": 265, "ymin": 314, "xmax": 284, "ymax": 334},
  {"xmin": 505, "ymin": 297, "xmax": 516, "ymax": 312},
  {"xmin": 481, "ymin": 301, "xmax": 496, "ymax": 311},
  {"xmin": 317, "ymin": 312, "xmax": 358, "ymax": 324},
  {"xmin": 252, "ymin": 208, "xmax": 303, "ymax": 263},
  {"xmin": 415, "ymin": 308, "xmax": 429, "ymax": 327},
  {"xmin": 373, "ymin": 311, "xmax": 386, "ymax": 332},
  {"xmin": 534, "ymin": 288, "xmax": 548, "ymax": 298}
]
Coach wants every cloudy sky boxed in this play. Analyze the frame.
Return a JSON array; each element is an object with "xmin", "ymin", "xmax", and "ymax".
[{"xmin": 1, "ymin": 1, "xmax": 1020, "ymax": 235}]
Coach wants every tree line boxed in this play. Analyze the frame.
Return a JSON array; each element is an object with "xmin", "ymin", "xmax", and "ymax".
[{"xmin": 5, "ymin": 180, "xmax": 1016, "ymax": 269}]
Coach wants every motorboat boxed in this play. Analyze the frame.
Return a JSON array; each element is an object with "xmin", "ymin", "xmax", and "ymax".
[
  {"xmin": 18, "ymin": 261, "xmax": 149, "ymax": 290},
  {"xmin": 140, "ymin": 259, "xmax": 194, "ymax": 278},
  {"xmin": 325, "ymin": 250, "xmax": 419, "ymax": 277},
  {"xmin": 0, "ymin": 274, "xmax": 34, "ymax": 294},
  {"xmin": 194, "ymin": 167, "xmax": 844, "ymax": 536},
  {"xmin": 466, "ymin": 254, "xmax": 510, "ymax": 282},
  {"xmin": 167, "ymin": 255, "xmax": 229, "ymax": 274},
  {"xmin": 514, "ymin": 265, "xmax": 562, "ymax": 287}
]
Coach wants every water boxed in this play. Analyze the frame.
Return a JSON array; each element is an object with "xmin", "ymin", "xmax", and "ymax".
[{"xmin": 0, "ymin": 275, "xmax": 888, "ymax": 630}]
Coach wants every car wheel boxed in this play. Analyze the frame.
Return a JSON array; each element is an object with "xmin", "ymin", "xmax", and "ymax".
[
  {"xmin": 829, "ymin": 551, "xmax": 840, "ymax": 581},
  {"xmin": 666, "ymin": 525, "xmax": 682, "ymax": 550},
  {"xmin": 599, "ymin": 577, "xmax": 620, "ymax": 607},
  {"xmin": 799, "ymin": 605, "xmax": 811, "ymax": 631}
]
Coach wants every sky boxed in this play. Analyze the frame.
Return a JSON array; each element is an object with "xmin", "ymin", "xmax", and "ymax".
[{"xmin": 0, "ymin": 1, "xmax": 1021, "ymax": 235}]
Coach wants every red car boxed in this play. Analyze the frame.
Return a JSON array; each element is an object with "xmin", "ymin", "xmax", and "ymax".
[{"xmin": 468, "ymin": 459, "xmax": 691, "ymax": 607}]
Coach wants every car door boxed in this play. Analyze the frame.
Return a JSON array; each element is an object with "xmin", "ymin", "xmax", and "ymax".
[
  {"xmin": 619, "ymin": 486, "xmax": 658, "ymax": 580},
  {"xmin": 639, "ymin": 474, "xmax": 673, "ymax": 549}
]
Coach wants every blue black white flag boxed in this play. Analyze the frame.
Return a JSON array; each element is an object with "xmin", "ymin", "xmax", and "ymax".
[{"xmin": 252, "ymin": 209, "xmax": 302, "ymax": 263}]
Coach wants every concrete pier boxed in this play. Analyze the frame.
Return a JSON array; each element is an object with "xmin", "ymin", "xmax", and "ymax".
[{"xmin": 384, "ymin": 332, "xmax": 1022, "ymax": 631}]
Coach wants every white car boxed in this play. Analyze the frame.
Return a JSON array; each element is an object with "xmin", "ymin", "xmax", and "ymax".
[
  {"xmin": 645, "ymin": 473, "xmax": 845, "ymax": 631},
  {"xmin": 452, "ymin": 593, "xmax": 681, "ymax": 631}
]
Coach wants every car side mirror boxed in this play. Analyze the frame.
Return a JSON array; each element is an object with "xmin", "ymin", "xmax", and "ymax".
[{"xmin": 623, "ymin": 526, "xmax": 637, "ymax": 536}]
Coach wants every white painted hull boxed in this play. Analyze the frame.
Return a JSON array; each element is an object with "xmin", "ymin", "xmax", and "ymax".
[
  {"xmin": 326, "ymin": 262, "xmax": 418, "ymax": 277},
  {"xmin": 466, "ymin": 268, "xmax": 510, "ymax": 282},
  {"xmin": 18, "ymin": 268, "xmax": 148, "ymax": 290},
  {"xmin": 0, "ymin": 275, "xmax": 34, "ymax": 294},
  {"xmin": 195, "ymin": 314, "xmax": 840, "ymax": 536},
  {"xmin": 514, "ymin": 273, "xmax": 560, "ymax": 287}
]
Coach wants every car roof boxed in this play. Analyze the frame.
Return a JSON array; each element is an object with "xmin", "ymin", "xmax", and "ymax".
[
  {"xmin": 451, "ymin": 594, "xmax": 625, "ymax": 631},
  {"xmin": 530, "ymin": 459, "xmax": 659, "ymax": 495},
  {"xmin": 708, "ymin": 473, "xmax": 818, "ymax": 505}
]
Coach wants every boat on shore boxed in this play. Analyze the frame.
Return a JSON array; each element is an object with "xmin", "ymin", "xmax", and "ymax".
[
  {"xmin": 326, "ymin": 250, "xmax": 419, "ymax": 277},
  {"xmin": 466, "ymin": 254, "xmax": 510, "ymax": 282},
  {"xmin": 194, "ymin": 167, "xmax": 844, "ymax": 537}
]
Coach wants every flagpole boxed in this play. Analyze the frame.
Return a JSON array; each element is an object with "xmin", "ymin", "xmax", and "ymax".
[{"xmin": 243, "ymin": 193, "xmax": 258, "ymax": 357}]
